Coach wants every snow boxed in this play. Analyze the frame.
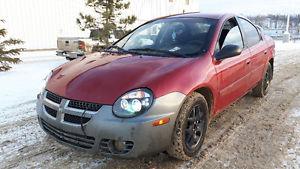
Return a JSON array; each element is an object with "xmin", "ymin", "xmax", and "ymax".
[
  {"xmin": 0, "ymin": 50, "xmax": 66, "ymax": 110},
  {"xmin": 0, "ymin": 43, "xmax": 300, "ymax": 168},
  {"xmin": 275, "ymin": 40, "xmax": 300, "ymax": 51},
  {"xmin": 291, "ymin": 108, "xmax": 300, "ymax": 118},
  {"xmin": 282, "ymin": 99, "xmax": 300, "ymax": 168},
  {"xmin": 0, "ymin": 51, "xmax": 70, "ymax": 167}
]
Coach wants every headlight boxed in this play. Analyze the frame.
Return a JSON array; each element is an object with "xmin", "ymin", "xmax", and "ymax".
[{"xmin": 113, "ymin": 88, "xmax": 154, "ymax": 118}]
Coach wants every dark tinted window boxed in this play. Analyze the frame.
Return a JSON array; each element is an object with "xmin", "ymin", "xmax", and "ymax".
[
  {"xmin": 114, "ymin": 18, "xmax": 217, "ymax": 57},
  {"xmin": 216, "ymin": 18, "xmax": 243, "ymax": 53},
  {"xmin": 238, "ymin": 18, "xmax": 261, "ymax": 47}
]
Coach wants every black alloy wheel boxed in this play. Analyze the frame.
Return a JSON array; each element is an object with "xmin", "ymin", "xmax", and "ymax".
[{"xmin": 184, "ymin": 104, "xmax": 205, "ymax": 151}]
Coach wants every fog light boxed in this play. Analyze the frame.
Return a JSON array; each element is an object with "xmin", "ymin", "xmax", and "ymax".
[{"xmin": 113, "ymin": 140, "xmax": 127, "ymax": 152}]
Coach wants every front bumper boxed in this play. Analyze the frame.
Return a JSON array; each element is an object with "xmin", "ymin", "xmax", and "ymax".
[
  {"xmin": 56, "ymin": 50, "xmax": 84, "ymax": 59},
  {"xmin": 36, "ymin": 90, "xmax": 186, "ymax": 158}
]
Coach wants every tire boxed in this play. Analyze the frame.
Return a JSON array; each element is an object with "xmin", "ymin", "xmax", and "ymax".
[
  {"xmin": 252, "ymin": 62, "xmax": 272, "ymax": 97},
  {"xmin": 167, "ymin": 92, "xmax": 209, "ymax": 160},
  {"xmin": 66, "ymin": 57, "xmax": 74, "ymax": 61}
]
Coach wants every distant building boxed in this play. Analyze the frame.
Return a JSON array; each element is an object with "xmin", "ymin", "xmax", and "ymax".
[{"xmin": 0, "ymin": 0, "xmax": 199, "ymax": 49}]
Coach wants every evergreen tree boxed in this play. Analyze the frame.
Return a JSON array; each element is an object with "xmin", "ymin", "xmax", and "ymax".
[
  {"xmin": 77, "ymin": 0, "xmax": 137, "ymax": 46},
  {"xmin": 0, "ymin": 19, "xmax": 24, "ymax": 71}
]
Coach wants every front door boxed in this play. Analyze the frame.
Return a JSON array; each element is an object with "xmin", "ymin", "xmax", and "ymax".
[{"xmin": 214, "ymin": 18, "xmax": 251, "ymax": 111}]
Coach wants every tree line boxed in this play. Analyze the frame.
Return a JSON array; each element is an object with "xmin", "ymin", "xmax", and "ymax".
[{"xmin": 248, "ymin": 14, "xmax": 300, "ymax": 30}]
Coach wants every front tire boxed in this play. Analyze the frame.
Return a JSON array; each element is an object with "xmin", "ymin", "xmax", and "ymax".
[
  {"xmin": 167, "ymin": 93, "xmax": 208, "ymax": 160},
  {"xmin": 252, "ymin": 63, "xmax": 272, "ymax": 97}
]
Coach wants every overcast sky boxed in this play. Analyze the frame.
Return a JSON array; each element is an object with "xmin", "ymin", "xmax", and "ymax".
[{"xmin": 198, "ymin": 0, "xmax": 300, "ymax": 15}]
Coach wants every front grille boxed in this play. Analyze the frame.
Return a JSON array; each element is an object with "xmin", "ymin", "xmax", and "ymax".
[
  {"xmin": 46, "ymin": 91, "xmax": 62, "ymax": 104},
  {"xmin": 99, "ymin": 139, "xmax": 134, "ymax": 155},
  {"xmin": 44, "ymin": 105, "xmax": 57, "ymax": 118},
  {"xmin": 68, "ymin": 100, "xmax": 101, "ymax": 111},
  {"xmin": 41, "ymin": 119, "xmax": 95, "ymax": 149},
  {"xmin": 45, "ymin": 90, "xmax": 101, "ymax": 111},
  {"xmin": 64, "ymin": 113, "xmax": 90, "ymax": 124}
]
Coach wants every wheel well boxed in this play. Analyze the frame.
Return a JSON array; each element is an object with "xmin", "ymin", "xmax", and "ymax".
[
  {"xmin": 269, "ymin": 58, "xmax": 274, "ymax": 79},
  {"xmin": 194, "ymin": 87, "xmax": 213, "ymax": 117}
]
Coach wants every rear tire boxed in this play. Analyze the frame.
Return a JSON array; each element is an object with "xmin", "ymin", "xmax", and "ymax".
[
  {"xmin": 167, "ymin": 93, "xmax": 208, "ymax": 160},
  {"xmin": 66, "ymin": 57, "xmax": 74, "ymax": 61},
  {"xmin": 252, "ymin": 62, "xmax": 272, "ymax": 97}
]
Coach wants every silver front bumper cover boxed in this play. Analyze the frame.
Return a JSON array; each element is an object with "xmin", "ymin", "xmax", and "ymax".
[{"xmin": 36, "ymin": 90, "xmax": 186, "ymax": 158}]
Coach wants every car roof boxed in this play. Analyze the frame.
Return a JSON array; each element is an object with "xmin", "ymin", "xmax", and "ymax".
[{"xmin": 164, "ymin": 12, "xmax": 233, "ymax": 20}]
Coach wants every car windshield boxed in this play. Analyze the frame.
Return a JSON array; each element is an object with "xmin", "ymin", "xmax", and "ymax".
[{"xmin": 111, "ymin": 17, "xmax": 217, "ymax": 57}]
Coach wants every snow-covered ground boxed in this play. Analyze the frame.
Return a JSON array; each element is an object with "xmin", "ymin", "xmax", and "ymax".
[
  {"xmin": 0, "ymin": 51, "xmax": 66, "ymax": 110},
  {"xmin": 0, "ymin": 40, "xmax": 300, "ymax": 168},
  {"xmin": 275, "ymin": 40, "xmax": 300, "ymax": 51}
]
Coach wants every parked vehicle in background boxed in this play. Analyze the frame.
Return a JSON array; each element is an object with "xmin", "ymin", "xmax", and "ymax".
[
  {"xmin": 56, "ymin": 37, "xmax": 95, "ymax": 60},
  {"xmin": 56, "ymin": 29, "xmax": 118, "ymax": 60},
  {"xmin": 39, "ymin": 13, "xmax": 275, "ymax": 160}
]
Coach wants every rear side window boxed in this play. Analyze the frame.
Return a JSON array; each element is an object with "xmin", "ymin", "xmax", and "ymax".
[{"xmin": 238, "ymin": 18, "xmax": 261, "ymax": 47}]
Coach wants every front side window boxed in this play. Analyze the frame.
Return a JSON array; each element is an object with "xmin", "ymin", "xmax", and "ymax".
[
  {"xmin": 113, "ymin": 17, "xmax": 217, "ymax": 57},
  {"xmin": 216, "ymin": 18, "xmax": 243, "ymax": 53},
  {"xmin": 238, "ymin": 18, "xmax": 261, "ymax": 47},
  {"xmin": 222, "ymin": 26, "xmax": 243, "ymax": 48}
]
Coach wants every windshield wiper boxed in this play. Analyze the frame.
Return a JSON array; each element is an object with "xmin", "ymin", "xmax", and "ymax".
[
  {"xmin": 104, "ymin": 45, "xmax": 128, "ymax": 53},
  {"xmin": 128, "ymin": 48, "xmax": 187, "ymax": 58}
]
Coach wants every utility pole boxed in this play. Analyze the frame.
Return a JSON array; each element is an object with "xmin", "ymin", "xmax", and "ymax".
[{"xmin": 283, "ymin": 14, "xmax": 290, "ymax": 43}]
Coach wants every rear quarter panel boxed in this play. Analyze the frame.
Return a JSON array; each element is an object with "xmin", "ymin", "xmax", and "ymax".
[
  {"xmin": 261, "ymin": 35, "xmax": 275, "ymax": 74},
  {"xmin": 265, "ymin": 35, "xmax": 275, "ymax": 60}
]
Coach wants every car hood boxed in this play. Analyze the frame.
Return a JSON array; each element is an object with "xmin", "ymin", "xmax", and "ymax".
[{"xmin": 46, "ymin": 52, "xmax": 195, "ymax": 104}]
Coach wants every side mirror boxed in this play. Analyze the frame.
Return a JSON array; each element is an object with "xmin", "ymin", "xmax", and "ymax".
[{"xmin": 215, "ymin": 44, "xmax": 242, "ymax": 60}]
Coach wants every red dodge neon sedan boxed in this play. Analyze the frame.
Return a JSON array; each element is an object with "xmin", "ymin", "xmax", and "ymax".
[{"xmin": 37, "ymin": 13, "xmax": 275, "ymax": 160}]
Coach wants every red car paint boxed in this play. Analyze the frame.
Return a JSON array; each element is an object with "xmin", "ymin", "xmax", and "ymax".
[{"xmin": 46, "ymin": 13, "xmax": 275, "ymax": 118}]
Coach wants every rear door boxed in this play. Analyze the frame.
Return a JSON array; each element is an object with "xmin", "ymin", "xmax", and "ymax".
[
  {"xmin": 238, "ymin": 18, "xmax": 268, "ymax": 87},
  {"xmin": 214, "ymin": 18, "xmax": 252, "ymax": 110}
]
